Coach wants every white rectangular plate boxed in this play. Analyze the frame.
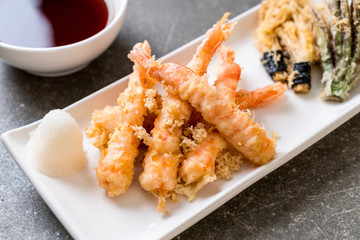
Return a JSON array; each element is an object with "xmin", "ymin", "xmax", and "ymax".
[{"xmin": 2, "ymin": 5, "xmax": 360, "ymax": 240}]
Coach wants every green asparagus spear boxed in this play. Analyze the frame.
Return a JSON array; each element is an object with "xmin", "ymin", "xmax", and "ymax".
[
  {"xmin": 328, "ymin": 0, "xmax": 342, "ymax": 64},
  {"xmin": 312, "ymin": 9, "xmax": 335, "ymax": 99},
  {"xmin": 349, "ymin": 67, "xmax": 360, "ymax": 89},
  {"xmin": 335, "ymin": 0, "xmax": 352, "ymax": 83},
  {"xmin": 320, "ymin": 0, "xmax": 360, "ymax": 100},
  {"xmin": 349, "ymin": 0, "xmax": 360, "ymax": 88},
  {"xmin": 334, "ymin": 0, "xmax": 360, "ymax": 99}
]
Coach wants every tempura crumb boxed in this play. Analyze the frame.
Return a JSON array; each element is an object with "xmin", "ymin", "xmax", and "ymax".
[
  {"xmin": 144, "ymin": 89, "xmax": 160, "ymax": 114},
  {"xmin": 174, "ymin": 174, "xmax": 216, "ymax": 202},
  {"xmin": 175, "ymin": 149, "xmax": 244, "ymax": 201},
  {"xmin": 151, "ymin": 190, "xmax": 175, "ymax": 214},
  {"xmin": 215, "ymin": 151, "xmax": 244, "ymax": 180},
  {"xmin": 184, "ymin": 122, "xmax": 207, "ymax": 143},
  {"xmin": 132, "ymin": 125, "xmax": 152, "ymax": 146},
  {"xmin": 180, "ymin": 136, "xmax": 197, "ymax": 154}
]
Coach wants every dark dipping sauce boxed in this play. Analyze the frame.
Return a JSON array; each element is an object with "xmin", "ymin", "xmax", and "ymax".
[{"xmin": 0, "ymin": 0, "xmax": 109, "ymax": 48}]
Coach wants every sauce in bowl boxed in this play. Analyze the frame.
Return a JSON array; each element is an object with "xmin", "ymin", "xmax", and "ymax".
[{"xmin": 0, "ymin": 0, "xmax": 109, "ymax": 48}]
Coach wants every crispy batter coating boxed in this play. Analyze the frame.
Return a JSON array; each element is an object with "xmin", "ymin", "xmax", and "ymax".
[
  {"xmin": 86, "ymin": 105, "xmax": 119, "ymax": 150},
  {"xmin": 178, "ymin": 46, "xmax": 241, "ymax": 199},
  {"xmin": 139, "ymin": 13, "xmax": 236, "ymax": 213},
  {"xmin": 214, "ymin": 46, "xmax": 242, "ymax": 101},
  {"xmin": 180, "ymin": 131, "xmax": 227, "ymax": 184},
  {"xmin": 89, "ymin": 41, "xmax": 153, "ymax": 197},
  {"xmin": 129, "ymin": 48, "xmax": 276, "ymax": 165},
  {"xmin": 139, "ymin": 94, "xmax": 192, "ymax": 212}
]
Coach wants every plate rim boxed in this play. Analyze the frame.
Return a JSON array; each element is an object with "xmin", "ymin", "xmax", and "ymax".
[{"xmin": 2, "ymin": 3, "xmax": 360, "ymax": 240}]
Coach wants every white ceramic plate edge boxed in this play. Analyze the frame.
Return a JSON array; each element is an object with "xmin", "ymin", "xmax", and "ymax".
[{"xmin": 2, "ymin": 4, "xmax": 360, "ymax": 240}]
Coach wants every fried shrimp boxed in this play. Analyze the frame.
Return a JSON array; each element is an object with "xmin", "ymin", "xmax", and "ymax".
[
  {"xmin": 235, "ymin": 82, "xmax": 288, "ymax": 109},
  {"xmin": 214, "ymin": 46, "xmax": 287, "ymax": 110},
  {"xmin": 139, "ymin": 94, "xmax": 192, "ymax": 213},
  {"xmin": 180, "ymin": 131, "xmax": 227, "ymax": 184},
  {"xmin": 214, "ymin": 46, "xmax": 242, "ymax": 101},
  {"xmin": 179, "ymin": 46, "xmax": 240, "ymax": 189},
  {"xmin": 128, "ymin": 48, "xmax": 276, "ymax": 165},
  {"xmin": 180, "ymin": 47, "xmax": 283, "ymax": 188},
  {"xmin": 138, "ymin": 14, "xmax": 236, "ymax": 213},
  {"xmin": 94, "ymin": 41, "xmax": 152, "ymax": 197},
  {"xmin": 86, "ymin": 88, "xmax": 160, "ymax": 148},
  {"xmin": 86, "ymin": 105, "xmax": 119, "ymax": 150}
]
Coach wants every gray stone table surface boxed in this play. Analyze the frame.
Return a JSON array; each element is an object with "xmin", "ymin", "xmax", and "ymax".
[{"xmin": 1, "ymin": 0, "xmax": 359, "ymax": 239}]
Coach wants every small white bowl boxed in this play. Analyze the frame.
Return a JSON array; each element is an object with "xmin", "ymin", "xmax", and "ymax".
[{"xmin": 0, "ymin": 0, "xmax": 127, "ymax": 77}]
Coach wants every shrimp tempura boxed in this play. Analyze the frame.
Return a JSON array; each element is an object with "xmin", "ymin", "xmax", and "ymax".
[
  {"xmin": 180, "ymin": 46, "xmax": 241, "ymax": 186},
  {"xmin": 214, "ymin": 46, "xmax": 242, "ymax": 101},
  {"xmin": 94, "ymin": 41, "xmax": 153, "ymax": 197},
  {"xmin": 128, "ymin": 48, "xmax": 276, "ymax": 165},
  {"xmin": 178, "ymin": 47, "xmax": 284, "ymax": 200},
  {"xmin": 86, "ymin": 105, "xmax": 120, "ymax": 150},
  {"xmin": 179, "ymin": 131, "xmax": 227, "ymax": 184},
  {"xmin": 139, "ymin": 95, "xmax": 192, "ymax": 213},
  {"xmin": 139, "ymin": 13, "xmax": 236, "ymax": 213}
]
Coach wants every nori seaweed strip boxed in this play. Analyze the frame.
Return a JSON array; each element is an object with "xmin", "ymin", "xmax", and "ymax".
[
  {"xmin": 290, "ymin": 62, "xmax": 311, "ymax": 89},
  {"xmin": 289, "ymin": 9, "xmax": 317, "ymax": 93},
  {"xmin": 261, "ymin": 50, "xmax": 288, "ymax": 78},
  {"xmin": 255, "ymin": 0, "xmax": 297, "ymax": 82},
  {"xmin": 275, "ymin": 19, "xmax": 313, "ymax": 93}
]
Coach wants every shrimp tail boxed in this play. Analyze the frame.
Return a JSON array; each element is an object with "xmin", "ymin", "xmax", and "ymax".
[
  {"xmin": 133, "ymin": 40, "xmax": 151, "ymax": 56},
  {"xmin": 187, "ymin": 12, "xmax": 236, "ymax": 76},
  {"xmin": 235, "ymin": 82, "xmax": 288, "ymax": 109},
  {"xmin": 151, "ymin": 190, "xmax": 177, "ymax": 214},
  {"xmin": 257, "ymin": 82, "xmax": 288, "ymax": 105},
  {"xmin": 214, "ymin": 46, "xmax": 241, "ymax": 101},
  {"xmin": 128, "ymin": 48, "xmax": 160, "ymax": 75},
  {"xmin": 155, "ymin": 192, "xmax": 168, "ymax": 214},
  {"xmin": 219, "ymin": 45, "xmax": 236, "ymax": 63},
  {"xmin": 216, "ymin": 12, "xmax": 237, "ymax": 40}
]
